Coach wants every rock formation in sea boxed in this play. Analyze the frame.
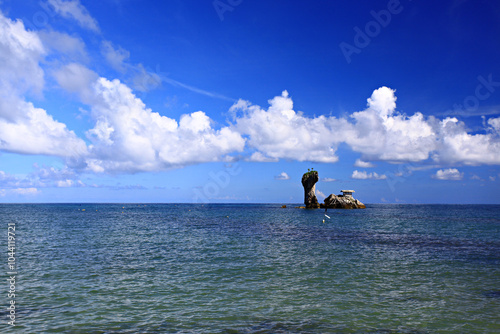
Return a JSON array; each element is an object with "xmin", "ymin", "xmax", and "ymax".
[
  {"xmin": 301, "ymin": 170, "xmax": 320, "ymax": 208},
  {"xmin": 321, "ymin": 193, "xmax": 366, "ymax": 209},
  {"xmin": 300, "ymin": 170, "xmax": 366, "ymax": 209}
]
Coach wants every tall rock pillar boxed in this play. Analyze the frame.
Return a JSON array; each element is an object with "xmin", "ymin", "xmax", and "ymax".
[{"xmin": 301, "ymin": 171, "xmax": 320, "ymax": 208}]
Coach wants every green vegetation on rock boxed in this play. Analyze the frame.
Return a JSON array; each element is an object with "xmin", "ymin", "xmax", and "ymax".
[{"xmin": 303, "ymin": 168, "xmax": 317, "ymax": 177}]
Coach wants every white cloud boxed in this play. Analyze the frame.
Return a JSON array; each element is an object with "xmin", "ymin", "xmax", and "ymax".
[
  {"xmin": 47, "ymin": 0, "xmax": 100, "ymax": 32},
  {"xmin": 367, "ymin": 86, "xmax": 397, "ymax": 118},
  {"xmin": 354, "ymin": 159, "xmax": 375, "ymax": 168},
  {"xmin": 0, "ymin": 14, "xmax": 88, "ymax": 158},
  {"xmin": 230, "ymin": 87, "xmax": 500, "ymax": 166},
  {"xmin": 490, "ymin": 176, "xmax": 496, "ymax": 182},
  {"xmin": 81, "ymin": 77, "xmax": 245, "ymax": 172},
  {"xmin": 345, "ymin": 87, "xmax": 436, "ymax": 162},
  {"xmin": 247, "ymin": 152, "xmax": 279, "ymax": 162},
  {"xmin": 55, "ymin": 179, "xmax": 85, "ymax": 187},
  {"xmin": 230, "ymin": 87, "xmax": 437, "ymax": 164},
  {"xmin": 53, "ymin": 62, "xmax": 99, "ymax": 102},
  {"xmin": 351, "ymin": 170, "xmax": 387, "ymax": 180},
  {"xmin": 232, "ymin": 91, "xmax": 344, "ymax": 163},
  {"xmin": 56, "ymin": 179, "xmax": 74, "ymax": 187},
  {"xmin": 100, "ymin": 40, "xmax": 129, "ymax": 73},
  {"xmin": 32, "ymin": 166, "xmax": 85, "ymax": 187},
  {"xmin": 488, "ymin": 117, "xmax": 500, "ymax": 132},
  {"xmin": 38, "ymin": 30, "xmax": 88, "ymax": 62},
  {"xmin": 0, "ymin": 13, "xmax": 45, "ymax": 98},
  {"xmin": 321, "ymin": 177, "xmax": 336, "ymax": 182},
  {"xmin": 433, "ymin": 168, "xmax": 464, "ymax": 181},
  {"xmin": 0, "ymin": 170, "xmax": 18, "ymax": 187},
  {"xmin": 0, "ymin": 166, "xmax": 89, "ymax": 189},
  {"xmin": 0, "ymin": 101, "xmax": 88, "ymax": 157},
  {"xmin": 12, "ymin": 187, "xmax": 40, "ymax": 195},
  {"xmin": 274, "ymin": 172, "xmax": 290, "ymax": 180},
  {"xmin": 433, "ymin": 117, "xmax": 500, "ymax": 165}
]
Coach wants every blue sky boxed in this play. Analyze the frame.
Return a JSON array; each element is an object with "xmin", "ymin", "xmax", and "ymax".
[{"xmin": 0, "ymin": 0, "xmax": 499, "ymax": 203}]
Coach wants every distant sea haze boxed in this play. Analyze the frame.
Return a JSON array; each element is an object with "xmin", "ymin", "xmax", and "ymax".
[{"xmin": 1, "ymin": 204, "xmax": 499, "ymax": 333}]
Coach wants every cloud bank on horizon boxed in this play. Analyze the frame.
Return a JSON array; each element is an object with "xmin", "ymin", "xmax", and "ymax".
[{"xmin": 0, "ymin": 1, "xmax": 499, "ymax": 199}]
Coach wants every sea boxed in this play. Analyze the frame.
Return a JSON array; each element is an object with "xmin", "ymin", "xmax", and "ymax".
[{"xmin": 0, "ymin": 204, "xmax": 499, "ymax": 333}]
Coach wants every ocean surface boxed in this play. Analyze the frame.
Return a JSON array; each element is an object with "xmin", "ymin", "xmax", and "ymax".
[{"xmin": 1, "ymin": 204, "xmax": 499, "ymax": 333}]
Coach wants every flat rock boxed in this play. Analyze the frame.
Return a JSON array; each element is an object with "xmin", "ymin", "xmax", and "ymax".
[{"xmin": 321, "ymin": 194, "xmax": 366, "ymax": 209}]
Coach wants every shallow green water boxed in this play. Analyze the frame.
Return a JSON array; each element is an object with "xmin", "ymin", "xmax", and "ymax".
[{"xmin": 1, "ymin": 204, "xmax": 499, "ymax": 333}]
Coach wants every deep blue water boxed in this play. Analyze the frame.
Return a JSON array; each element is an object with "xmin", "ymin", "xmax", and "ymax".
[{"xmin": 1, "ymin": 204, "xmax": 499, "ymax": 333}]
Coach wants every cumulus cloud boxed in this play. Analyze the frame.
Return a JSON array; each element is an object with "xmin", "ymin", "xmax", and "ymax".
[
  {"xmin": 367, "ymin": 86, "xmax": 397, "ymax": 118},
  {"xmin": 47, "ymin": 0, "xmax": 100, "ymax": 32},
  {"xmin": 81, "ymin": 77, "xmax": 245, "ymax": 173},
  {"xmin": 433, "ymin": 117, "xmax": 500, "ymax": 165},
  {"xmin": 345, "ymin": 87, "xmax": 436, "ymax": 162},
  {"xmin": 274, "ymin": 172, "xmax": 290, "ymax": 180},
  {"xmin": 230, "ymin": 87, "xmax": 437, "ymax": 164},
  {"xmin": 0, "ymin": 13, "xmax": 88, "ymax": 158},
  {"xmin": 0, "ymin": 102, "xmax": 87, "ymax": 157},
  {"xmin": 354, "ymin": 159, "xmax": 375, "ymax": 168},
  {"xmin": 0, "ymin": 13, "xmax": 45, "ymax": 98},
  {"xmin": 52, "ymin": 62, "xmax": 244, "ymax": 172},
  {"xmin": 230, "ymin": 87, "xmax": 500, "ymax": 167},
  {"xmin": 488, "ymin": 117, "xmax": 500, "ymax": 132},
  {"xmin": 433, "ymin": 168, "xmax": 464, "ymax": 180},
  {"xmin": 351, "ymin": 170, "xmax": 387, "ymax": 180},
  {"xmin": 232, "ymin": 91, "xmax": 345, "ymax": 163}
]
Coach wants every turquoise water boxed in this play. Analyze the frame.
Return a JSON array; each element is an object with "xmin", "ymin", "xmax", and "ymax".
[{"xmin": 1, "ymin": 204, "xmax": 499, "ymax": 333}]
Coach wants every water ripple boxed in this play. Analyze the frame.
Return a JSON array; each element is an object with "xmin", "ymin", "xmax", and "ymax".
[{"xmin": 1, "ymin": 204, "xmax": 499, "ymax": 333}]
